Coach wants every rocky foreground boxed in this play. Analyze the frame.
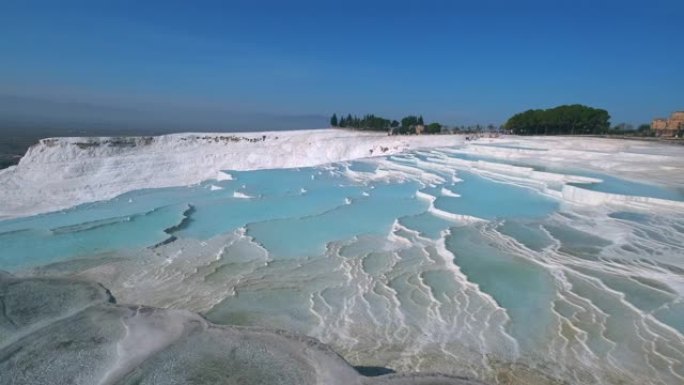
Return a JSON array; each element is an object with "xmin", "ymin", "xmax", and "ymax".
[{"xmin": 0, "ymin": 272, "xmax": 484, "ymax": 385}]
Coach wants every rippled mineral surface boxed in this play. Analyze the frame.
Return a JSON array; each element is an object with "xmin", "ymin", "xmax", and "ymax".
[{"xmin": 0, "ymin": 273, "xmax": 484, "ymax": 385}]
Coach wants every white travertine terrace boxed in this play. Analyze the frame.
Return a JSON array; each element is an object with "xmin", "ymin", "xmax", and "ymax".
[{"xmin": 1, "ymin": 129, "xmax": 683, "ymax": 218}]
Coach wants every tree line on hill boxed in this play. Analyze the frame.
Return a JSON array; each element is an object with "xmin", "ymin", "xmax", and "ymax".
[
  {"xmin": 330, "ymin": 104, "xmax": 656, "ymax": 137},
  {"xmin": 504, "ymin": 104, "xmax": 611, "ymax": 135},
  {"xmin": 330, "ymin": 113, "xmax": 444, "ymax": 134}
]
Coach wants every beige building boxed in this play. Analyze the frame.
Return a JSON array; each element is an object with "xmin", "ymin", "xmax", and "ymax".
[{"xmin": 652, "ymin": 111, "xmax": 684, "ymax": 137}]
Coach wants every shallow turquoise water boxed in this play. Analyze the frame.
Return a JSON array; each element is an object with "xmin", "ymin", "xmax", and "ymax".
[
  {"xmin": 398, "ymin": 212, "xmax": 455, "ymax": 239},
  {"xmin": 0, "ymin": 203, "xmax": 190, "ymax": 270},
  {"xmin": 246, "ymin": 181, "xmax": 426, "ymax": 258},
  {"xmin": 434, "ymin": 172, "xmax": 559, "ymax": 220},
  {"xmin": 568, "ymin": 170, "xmax": 684, "ymax": 201},
  {"xmin": 446, "ymin": 226, "xmax": 557, "ymax": 351},
  {"xmin": 497, "ymin": 220, "xmax": 554, "ymax": 252}
]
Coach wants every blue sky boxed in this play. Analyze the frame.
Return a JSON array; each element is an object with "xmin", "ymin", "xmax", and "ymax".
[{"xmin": 1, "ymin": 0, "xmax": 682, "ymax": 129}]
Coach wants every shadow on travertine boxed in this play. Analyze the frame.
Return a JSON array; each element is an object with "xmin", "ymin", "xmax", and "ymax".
[{"xmin": 0, "ymin": 272, "xmax": 484, "ymax": 385}]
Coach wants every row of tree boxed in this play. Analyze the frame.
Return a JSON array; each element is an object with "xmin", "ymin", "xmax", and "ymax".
[
  {"xmin": 330, "ymin": 113, "xmax": 444, "ymax": 134},
  {"xmin": 331, "ymin": 105, "xmax": 622, "ymax": 137},
  {"xmin": 330, "ymin": 113, "xmax": 396, "ymax": 131},
  {"xmin": 504, "ymin": 104, "xmax": 611, "ymax": 135}
]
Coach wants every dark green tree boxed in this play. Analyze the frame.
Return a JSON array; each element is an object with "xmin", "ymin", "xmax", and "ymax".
[
  {"xmin": 505, "ymin": 105, "xmax": 610, "ymax": 136},
  {"xmin": 401, "ymin": 116, "xmax": 419, "ymax": 128},
  {"xmin": 330, "ymin": 113, "xmax": 393, "ymax": 131},
  {"xmin": 426, "ymin": 122, "xmax": 442, "ymax": 134},
  {"xmin": 330, "ymin": 113, "xmax": 338, "ymax": 127}
]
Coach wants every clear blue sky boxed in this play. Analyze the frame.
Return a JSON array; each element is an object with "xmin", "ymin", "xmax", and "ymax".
[{"xmin": 1, "ymin": 0, "xmax": 682, "ymax": 129}]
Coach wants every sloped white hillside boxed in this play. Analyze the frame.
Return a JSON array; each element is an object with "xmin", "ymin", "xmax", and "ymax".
[{"xmin": 0, "ymin": 129, "xmax": 464, "ymax": 218}]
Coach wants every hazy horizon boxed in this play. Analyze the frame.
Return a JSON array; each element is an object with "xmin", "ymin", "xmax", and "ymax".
[{"xmin": 0, "ymin": 94, "xmax": 329, "ymax": 133}]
